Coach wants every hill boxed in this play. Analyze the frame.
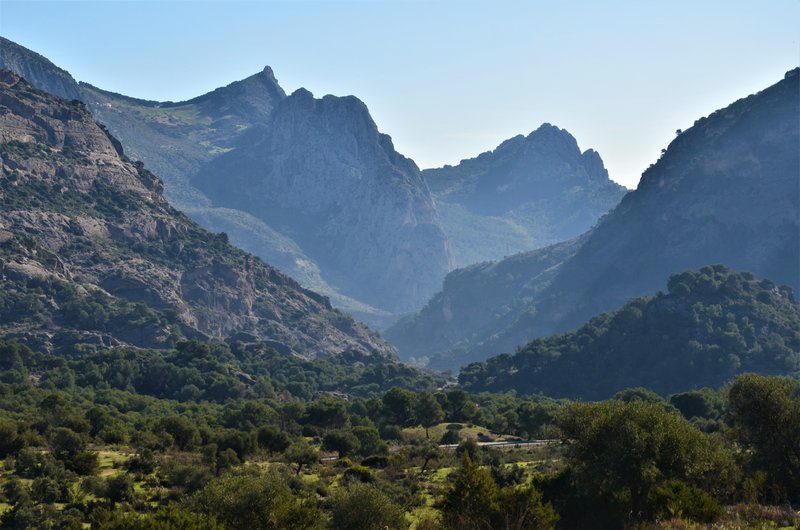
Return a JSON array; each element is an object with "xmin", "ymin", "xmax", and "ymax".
[
  {"xmin": 459, "ymin": 266, "xmax": 800, "ymax": 399},
  {"xmin": 0, "ymin": 69, "xmax": 394, "ymax": 359}
]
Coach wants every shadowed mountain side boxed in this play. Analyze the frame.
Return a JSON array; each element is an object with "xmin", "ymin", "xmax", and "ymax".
[{"xmin": 389, "ymin": 69, "xmax": 800, "ymax": 371}]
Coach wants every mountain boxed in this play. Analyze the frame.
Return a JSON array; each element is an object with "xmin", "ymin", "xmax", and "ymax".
[
  {"xmin": 388, "ymin": 68, "xmax": 800, "ymax": 370},
  {"xmin": 0, "ymin": 69, "xmax": 395, "ymax": 359},
  {"xmin": 425, "ymin": 124, "xmax": 627, "ymax": 266},
  {"xmin": 459, "ymin": 266, "xmax": 800, "ymax": 399},
  {"xmin": 0, "ymin": 36, "xmax": 82, "ymax": 101},
  {"xmin": 192, "ymin": 88, "xmax": 453, "ymax": 313},
  {"xmin": 0, "ymin": 37, "xmax": 450, "ymax": 323}
]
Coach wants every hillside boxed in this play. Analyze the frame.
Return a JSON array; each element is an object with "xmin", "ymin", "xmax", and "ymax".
[
  {"xmin": 388, "ymin": 68, "xmax": 800, "ymax": 370},
  {"xmin": 425, "ymin": 124, "xmax": 626, "ymax": 266},
  {"xmin": 459, "ymin": 266, "xmax": 800, "ymax": 399},
  {"xmin": 0, "ymin": 70, "xmax": 394, "ymax": 359},
  {"xmin": 1, "ymin": 37, "xmax": 448, "ymax": 323}
]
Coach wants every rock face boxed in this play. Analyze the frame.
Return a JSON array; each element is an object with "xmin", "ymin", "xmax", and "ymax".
[
  {"xmin": 424, "ymin": 124, "xmax": 627, "ymax": 266},
  {"xmin": 388, "ymin": 69, "xmax": 800, "ymax": 370},
  {"xmin": 0, "ymin": 70, "xmax": 396, "ymax": 359},
  {"xmin": 0, "ymin": 37, "xmax": 82, "ymax": 101},
  {"xmin": 193, "ymin": 88, "xmax": 453, "ymax": 313},
  {"xmin": 0, "ymin": 38, "xmax": 451, "ymax": 323}
]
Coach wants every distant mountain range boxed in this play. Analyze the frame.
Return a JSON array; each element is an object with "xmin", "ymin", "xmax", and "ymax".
[
  {"xmin": 0, "ymin": 36, "xmax": 625, "ymax": 326},
  {"xmin": 459, "ymin": 265, "xmax": 800, "ymax": 399},
  {"xmin": 0, "ymin": 70, "xmax": 395, "ymax": 359},
  {"xmin": 425, "ymin": 124, "xmax": 626, "ymax": 266},
  {"xmin": 388, "ymin": 68, "xmax": 800, "ymax": 370}
]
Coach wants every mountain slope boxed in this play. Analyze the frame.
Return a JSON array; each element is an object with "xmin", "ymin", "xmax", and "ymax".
[
  {"xmin": 459, "ymin": 266, "xmax": 800, "ymax": 399},
  {"xmin": 0, "ymin": 38, "xmax": 450, "ymax": 322},
  {"xmin": 193, "ymin": 88, "xmax": 453, "ymax": 313},
  {"xmin": 388, "ymin": 68, "xmax": 800, "ymax": 370},
  {"xmin": 0, "ymin": 70, "xmax": 394, "ymax": 359},
  {"xmin": 425, "ymin": 124, "xmax": 626, "ymax": 266},
  {"xmin": 0, "ymin": 36, "xmax": 82, "ymax": 101}
]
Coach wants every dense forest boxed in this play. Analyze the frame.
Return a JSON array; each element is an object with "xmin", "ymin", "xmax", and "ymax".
[
  {"xmin": 459, "ymin": 266, "xmax": 800, "ymax": 399},
  {"xmin": 1, "ymin": 336, "xmax": 799, "ymax": 529}
]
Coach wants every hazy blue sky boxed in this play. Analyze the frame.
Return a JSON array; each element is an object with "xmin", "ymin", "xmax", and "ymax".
[{"xmin": 1, "ymin": 0, "xmax": 798, "ymax": 188}]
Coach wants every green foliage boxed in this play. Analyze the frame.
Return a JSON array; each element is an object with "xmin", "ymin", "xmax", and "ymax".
[
  {"xmin": 416, "ymin": 392, "xmax": 445, "ymax": 438},
  {"xmin": 439, "ymin": 453, "xmax": 499, "ymax": 529},
  {"xmin": 557, "ymin": 400, "xmax": 738, "ymax": 524},
  {"xmin": 461, "ymin": 266, "xmax": 800, "ymax": 398},
  {"xmin": 189, "ymin": 471, "xmax": 324, "ymax": 530},
  {"xmin": 327, "ymin": 482, "xmax": 407, "ymax": 530},
  {"xmin": 285, "ymin": 441, "xmax": 319, "ymax": 475},
  {"xmin": 728, "ymin": 373, "xmax": 800, "ymax": 502}
]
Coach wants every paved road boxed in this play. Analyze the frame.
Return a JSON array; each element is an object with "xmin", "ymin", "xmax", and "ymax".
[{"xmin": 439, "ymin": 439, "xmax": 559, "ymax": 449}]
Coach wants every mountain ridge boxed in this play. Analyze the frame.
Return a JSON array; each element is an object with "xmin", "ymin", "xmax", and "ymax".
[
  {"xmin": 0, "ymin": 69, "xmax": 395, "ymax": 359},
  {"xmin": 389, "ymin": 68, "xmax": 800, "ymax": 370}
]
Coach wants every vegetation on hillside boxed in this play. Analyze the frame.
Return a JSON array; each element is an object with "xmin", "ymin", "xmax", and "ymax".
[
  {"xmin": 460, "ymin": 266, "xmax": 800, "ymax": 399},
  {"xmin": 1, "ymin": 335, "xmax": 798, "ymax": 529}
]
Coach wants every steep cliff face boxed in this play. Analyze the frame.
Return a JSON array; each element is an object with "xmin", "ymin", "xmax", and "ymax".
[
  {"xmin": 424, "ymin": 124, "xmax": 626, "ymax": 266},
  {"xmin": 0, "ymin": 70, "xmax": 396, "ymax": 359},
  {"xmin": 389, "ymin": 69, "xmax": 800, "ymax": 370},
  {"xmin": 0, "ymin": 37, "xmax": 82, "ymax": 101},
  {"xmin": 193, "ymin": 88, "xmax": 453, "ymax": 313}
]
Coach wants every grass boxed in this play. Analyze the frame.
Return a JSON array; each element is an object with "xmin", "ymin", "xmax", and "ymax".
[
  {"xmin": 96, "ymin": 448, "xmax": 132, "ymax": 478},
  {"xmin": 401, "ymin": 422, "xmax": 513, "ymax": 443}
]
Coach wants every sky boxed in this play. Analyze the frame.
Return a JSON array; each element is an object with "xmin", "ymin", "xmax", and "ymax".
[{"xmin": 1, "ymin": 0, "xmax": 798, "ymax": 189}]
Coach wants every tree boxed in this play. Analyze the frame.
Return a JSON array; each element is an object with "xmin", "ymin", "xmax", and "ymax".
[
  {"xmin": 322, "ymin": 430, "xmax": 360, "ymax": 458},
  {"xmin": 416, "ymin": 392, "xmax": 445, "ymax": 438},
  {"xmin": 257, "ymin": 425, "xmax": 291, "ymax": 454},
  {"xmin": 189, "ymin": 471, "xmax": 323, "ymax": 530},
  {"xmin": 558, "ymin": 400, "xmax": 737, "ymax": 524},
  {"xmin": 0, "ymin": 417, "xmax": 23, "ymax": 457},
  {"xmin": 439, "ymin": 453, "xmax": 498, "ymax": 529},
  {"xmin": 496, "ymin": 485, "xmax": 558, "ymax": 530},
  {"xmin": 304, "ymin": 396, "xmax": 348, "ymax": 430},
  {"xmin": 328, "ymin": 482, "xmax": 408, "ymax": 530},
  {"xmin": 728, "ymin": 374, "xmax": 800, "ymax": 502},
  {"xmin": 381, "ymin": 388, "xmax": 417, "ymax": 427},
  {"xmin": 104, "ymin": 473, "xmax": 135, "ymax": 506},
  {"xmin": 352, "ymin": 425, "xmax": 387, "ymax": 456},
  {"xmin": 154, "ymin": 416, "xmax": 201, "ymax": 450},
  {"xmin": 285, "ymin": 441, "xmax": 318, "ymax": 475},
  {"xmin": 444, "ymin": 389, "xmax": 477, "ymax": 422},
  {"xmin": 49, "ymin": 427, "xmax": 98, "ymax": 475}
]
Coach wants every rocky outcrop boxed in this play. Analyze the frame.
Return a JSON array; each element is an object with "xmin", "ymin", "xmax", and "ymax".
[
  {"xmin": 193, "ymin": 88, "xmax": 453, "ymax": 313},
  {"xmin": 0, "ymin": 70, "xmax": 396, "ymax": 359},
  {"xmin": 424, "ymin": 124, "xmax": 627, "ymax": 266},
  {"xmin": 389, "ymin": 69, "xmax": 800, "ymax": 370}
]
